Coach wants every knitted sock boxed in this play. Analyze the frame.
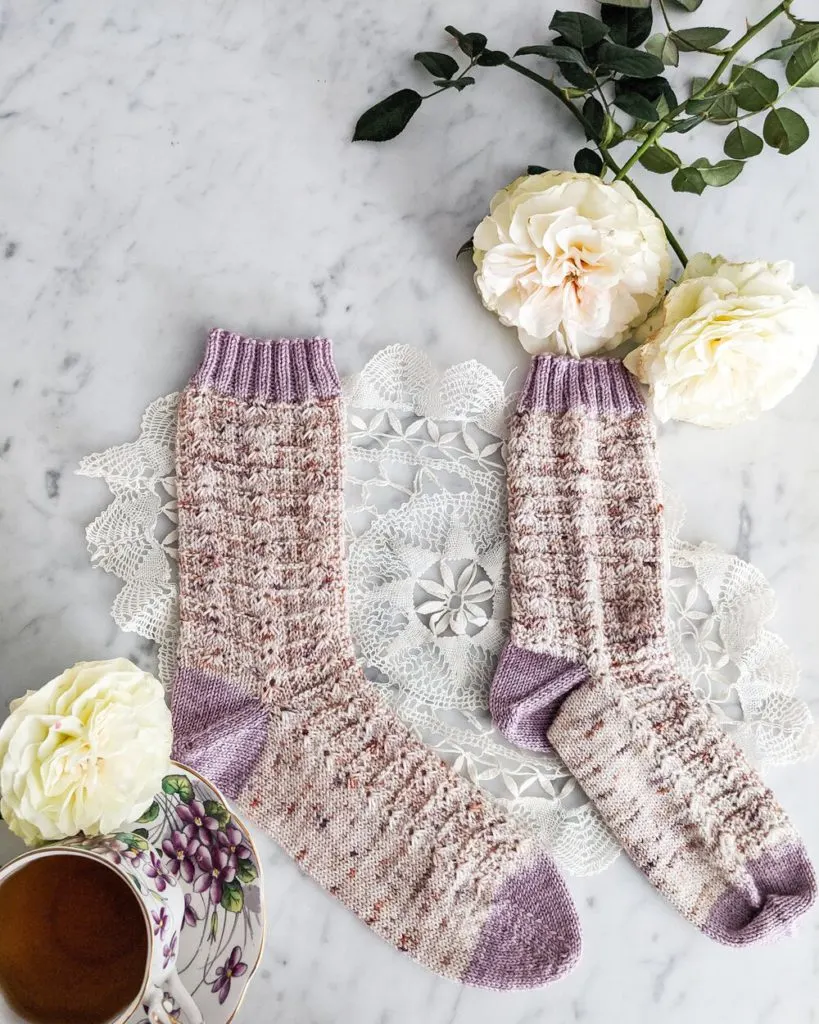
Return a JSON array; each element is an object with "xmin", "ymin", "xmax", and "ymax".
[
  {"xmin": 491, "ymin": 354, "xmax": 816, "ymax": 947},
  {"xmin": 170, "ymin": 330, "xmax": 581, "ymax": 988}
]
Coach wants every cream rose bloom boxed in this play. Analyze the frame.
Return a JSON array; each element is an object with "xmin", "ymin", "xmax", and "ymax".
[
  {"xmin": 625, "ymin": 254, "xmax": 819, "ymax": 427},
  {"xmin": 0, "ymin": 659, "xmax": 172, "ymax": 845},
  {"xmin": 472, "ymin": 170, "xmax": 670, "ymax": 356}
]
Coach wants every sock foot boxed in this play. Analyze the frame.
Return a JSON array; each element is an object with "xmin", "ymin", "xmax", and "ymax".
[{"xmin": 464, "ymin": 854, "xmax": 581, "ymax": 989}]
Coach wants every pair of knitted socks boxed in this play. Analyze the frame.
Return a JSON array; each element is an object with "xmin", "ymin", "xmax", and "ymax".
[{"xmin": 171, "ymin": 331, "xmax": 815, "ymax": 990}]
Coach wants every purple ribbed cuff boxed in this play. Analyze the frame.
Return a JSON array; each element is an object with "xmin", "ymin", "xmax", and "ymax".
[
  {"xmin": 192, "ymin": 329, "xmax": 341, "ymax": 402},
  {"xmin": 518, "ymin": 355, "xmax": 644, "ymax": 415}
]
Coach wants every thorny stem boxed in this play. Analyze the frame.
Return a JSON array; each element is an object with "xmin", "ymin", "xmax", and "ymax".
[{"xmin": 504, "ymin": 59, "xmax": 689, "ymax": 265}]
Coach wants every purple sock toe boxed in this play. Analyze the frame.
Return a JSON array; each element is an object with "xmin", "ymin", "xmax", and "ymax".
[
  {"xmin": 704, "ymin": 840, "xmax": 817, "ymax": 947},
  {"xmin": 463, "ymin": 855, "xmax": 581, "ymax": 989}
]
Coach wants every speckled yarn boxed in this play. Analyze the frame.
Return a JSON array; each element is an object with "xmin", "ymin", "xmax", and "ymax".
[
  {"xmin": 170, "ymin": 330, "xmax": 581, "ymax": 989},
  {"xmin": 491, "ymin": 354, "xmax": 816, "ymax": 946}
]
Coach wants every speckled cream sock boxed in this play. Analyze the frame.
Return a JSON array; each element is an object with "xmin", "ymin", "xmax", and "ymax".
[
  {"xmin": 170, "ymin": 330, "xmax": 581, "ymax": 988},
  {"xmin": 491, "ymin": 354, "xmax": 816, "ymax": 946}
]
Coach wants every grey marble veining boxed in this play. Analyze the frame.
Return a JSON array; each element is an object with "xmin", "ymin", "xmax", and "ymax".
[{"xmin": 1, "ymin": 1, "xmax": 818, "ymax": 1021}]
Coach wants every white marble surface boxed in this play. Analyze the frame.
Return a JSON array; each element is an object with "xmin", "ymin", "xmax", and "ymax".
[{"xmin": 1, "ymin": 1, "xmax": 819, "ymax": 1021}]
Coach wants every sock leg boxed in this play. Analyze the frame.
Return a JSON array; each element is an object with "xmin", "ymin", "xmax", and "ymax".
[
  {"xmin": 170, "ymin": 331, "xmax": 581, "ymax": 987},
  {"xmin": 496, "ymin": 354, "xmax": 816, "ymax": 945}
]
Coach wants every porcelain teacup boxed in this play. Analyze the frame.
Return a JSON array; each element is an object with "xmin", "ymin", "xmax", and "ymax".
[{"xmin": 0, "ymin": 834, "xmax": 203, "ymax": 1024}]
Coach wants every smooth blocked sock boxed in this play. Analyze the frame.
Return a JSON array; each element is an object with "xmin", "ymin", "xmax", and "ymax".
[
  {"xmin": 170, "ymin": 330, "xmax": 581, "ymax": 988},
  {"xmin": 491, "ymin": 353, "xmax": 816, "ymax": 947}
]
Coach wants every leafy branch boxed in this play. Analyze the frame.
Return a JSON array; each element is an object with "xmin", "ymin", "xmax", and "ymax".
[{"xmin": 353, "ymin": 0, "xmax": 819, "ymax": 267}]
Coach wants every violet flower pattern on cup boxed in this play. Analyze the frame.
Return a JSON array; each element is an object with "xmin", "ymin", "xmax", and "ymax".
[
  {"xmin": 163, "ymin": 829, "xmax": 201, "ymax": 883},
  {"xmin": 182, "ymin": 893, "xmax": 200, "ymax": 930},
  {"xmin": 216, "ymin": 824, "xmax": 251, "ymax": 868},
  {"xmin": 152, "ymin": 907, "xmax": 169, "ymax": 939},
  {"xmin": 121, "ymin": 768, "xmax": 262, "ymax": 1021},
  {"xmin": 211, "ymin": 946, "xmax": 248, "ymax": 1005},
  {"xmin": 177, "ymin": 799, "xmax": 220, "ymax": 844},
  {"xmin": 162, "ymin": 932, "xmax": 178, "ymax": 970},
  {"xmin": 194, "ymin": 845, "xmax": 237, "ymax": 905},
  {"xmin": 145, "ymin": 849, "xmax": 174, "ymax": 892}
]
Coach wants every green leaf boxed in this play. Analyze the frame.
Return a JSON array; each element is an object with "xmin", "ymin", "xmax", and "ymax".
[
  {"xmin": 550, "ymin": 12, "xmax": 608, "ymax": 49},
  {"xmin": 668, "ymin": 0, "xmax": 703, "ymax": 8},
  {"xmin": 613, "ymin": 89, "xmax": 659, "ymax": 122},
  {"xmin": 665, "ymin": 114, "xmax": 705, "ymax": 133},
  {"xmin": 162, "ymin": 774, "xmax": 195, "ymax": 804},
  {"xmin": 516, "ymin": 44, "xmax": 587, "ymax": 65},
  {"xmin": 673, "ymin": 27, "xmax": 730, "ymax": 52},
  {"xmin": 136, "ymin": 800, "xmax": 160, "ymax": 824},
  {"xmin": 596, "ymin": 41, "xmax": 664, "ymax": 78},
  {"xmin": 624, "ymin": 74, "xmax": 676, "ymax": 104},
  {"xmin": 601, "ymin": 4, "xmax": 653, "ymax": 47},
  {"xmin": 132, "ymin": 827, "xmax": 150, "ymax": 839},
  {"xmin": 220, "ymin": 878, "xmax": 245, "ymax": 913},
  {"xmin": 731, "ymin": 67, "xmax": 778, "ymax": 112},
  {"xmin": 574, "ymin": 147, "xmax": 604, "ymax": 174},
  {"xmin": 204, "ymin": 800, "xmax": 231, "ymax": 829},
  {"xmin": 759, "ymin": 26, "xmax": 819, "ymax": 62},
  {"xmin": 690, "ymin": 157, "xmax": 744, "ymax": 186},
  {"xmin": 435, "ymin": 77, "xmax": 475, "ymax": 91},
  {"xmin": 685, "ymin": 77, "xmax": 735, "ymax": 120},
  {"xmin": 414, "ymin": 52, "xmax": 459, "ymax": 80},
  {"xmin": 526, "ymin": 165, "xmax": 549, "ymax": 175},
  {"xmin": 724, "ymin": 126, "xmax": 763, "ymax": 159},
  {"xmin": 645, "ymin": 33, "xmax": 679, "ymax": 67},
  {"xmin": 476, "ymin": 49, "xmax": 509, "ymax": 66},
  {"xmin": 208, "ymin": 911, "xmax": 218, "ymax": 942},
  {"xmin": 763, "ymin": 107, "xmax": 810, "ymax": 154},
  {"xmin": 672, "ymin": 167, "xmax": 706, "ymax": 194},
  {"xmin": 444, "ymin": 26, "xmax": 486, "ymax": 58},
  {"xmin": 237, "ymin": 858, "xmax": 258, "ymax": 884},
  {"xmin": 597, "ymin": 0, "xmax": 650, "ymax": 7},
  {"xmin": 786, "ymin": 39, "xmax": 819, "ymax": 88},
  {"xmin": 558, "ymin": 61, "xmax": 597, "ymax": 89},
  {"xmin": 638, "ymin": 144, "xmax": 681, "ymax": 173},
  {"xmin": 707, "ymin": 92, "xmax": 738, "ymax": 124},
  {"xmin": 353, "ymin": 89, "xmax": 423, "ymax": 142},
  {"xmin": 456, "ymin": 237, "xmax": 475, "ymax": 258},
  {"xmin": 614, "ymin": 75, "xmax": 675, "ymax": 121},
  {"xmin": 582, "ymin": 95, "xmax": 606, "ymax": 140}
]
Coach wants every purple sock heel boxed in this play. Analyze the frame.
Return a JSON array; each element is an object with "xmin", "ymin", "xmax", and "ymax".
[{"xmin": 490, "ymin": 643, "xmax": 587, "ymax": 752}]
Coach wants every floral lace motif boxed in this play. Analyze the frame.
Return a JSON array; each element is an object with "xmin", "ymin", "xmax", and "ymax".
[{"xmin": 78, "ymin": 346, "xmax": 817, "ymax": 876}]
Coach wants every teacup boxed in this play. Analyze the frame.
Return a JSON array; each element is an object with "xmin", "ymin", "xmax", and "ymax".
[{"xmin": 0, "ymin": 833, "xmax": 203, "ymax": 1024}]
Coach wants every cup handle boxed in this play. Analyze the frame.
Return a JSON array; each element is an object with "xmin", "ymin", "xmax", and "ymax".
[{"xmin": 143, "ymin": 970, "xmax": 203, "ymax": 1024}]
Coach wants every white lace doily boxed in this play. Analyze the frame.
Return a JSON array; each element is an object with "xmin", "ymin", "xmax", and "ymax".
[{"xmin": 78, "ymin": 346, "xmax": 817, "ymax": 876}]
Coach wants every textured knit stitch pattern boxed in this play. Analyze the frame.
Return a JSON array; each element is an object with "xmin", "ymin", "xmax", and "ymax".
[
  {"xmin": 170, "ymin": 331, "xmax": 582, "ymax": 988},
  {"xmin": 493, "ymin": 353, "xmax": 815, "ymax": 945}
]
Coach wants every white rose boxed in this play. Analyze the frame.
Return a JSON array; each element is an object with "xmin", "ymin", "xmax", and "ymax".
[
  {"xmin": 625, "ymin": 253, "xmax": 819, "ymax": 427},
  {"xmin": 472, "ymin": 170, "xmax": 670, "ymax": 357},
  {"xmin": 0, "ymin": 659, "xmax": 172, "ymax": 845}
]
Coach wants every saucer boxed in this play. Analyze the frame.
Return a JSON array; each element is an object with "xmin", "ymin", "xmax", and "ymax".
[{"xmin": 0, "ymin": 762, "xmax": 265, "ymax": 1024}]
